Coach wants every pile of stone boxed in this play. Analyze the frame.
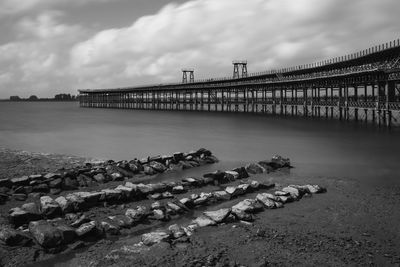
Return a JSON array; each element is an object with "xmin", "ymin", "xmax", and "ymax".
[
  {"xmin": 105, "ymin": 183, "xmax": 326, "ymax": 255},
  {"xmin": 0, "ymin": 148, "xmax": 218, "ymax": 204}
]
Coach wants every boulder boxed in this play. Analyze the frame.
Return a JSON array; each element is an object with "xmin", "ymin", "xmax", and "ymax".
[
  {"xmin": 193, "ymin": 216, "xmax": 217, "ymax": 227},
  {"xmin": 69, "ymin": 214, "xmax": 90, "ymax": 228},
  {"xmin": 108, "ymin": 215, "xmax": 134, "ymax": 228},
  {"xmin": 73, "ymin": 191, "xmax": 105, "ymax": 206},
  {"xmin": 144, "ymin": 166, "xmax": 157, "ymax": 175},
  {"xmin": 249, "ymin": 180, "xmax": 260, "ymax": 190},
  {"xmin": 141, "ymin": 231, "xmax": 170, "ymax": 246},
  {"xmin": 0, "ymin": 178, "xmax": 12, "ymax": 188},
  {"xmin": 55, "ymin": 196, "xmax": 74, "ymax": 213},
  {"xmin": 65, "ymin": 194, "xmax": 86, "ymax": 212},
  {"xmin": 224, "ymin": 171, "xmax": 239, "ymax": 181},
  {"xmin": 232, "ymin": 167, "xmax": 249, "ymax": 179},
  {"xmin": 203, "ymin": 170, "xmax": 225, "ymax": 182},
  {"xmin": 212, "ymin": 191, "xmax": 231, "ymax": 201},
  {"xmin": 100, "ymin": 221, "xmax": 120, "ymax": 235},
  {"xmin": 225, "ymin": 186, "xmax": 245, "ymax": 198},
  {"xmin": 44, "ymin": 173, "xmax": 61, "ymax": 180},
  {"xmin": 245, "ymin": 163, "xmax": 265, "ymax": 174},
  {"xmin": 40, "ymin": 196, "xmax": 62, "ymax": 218},
  {"xmin": 75, "ymin": 221, "xmax": 98, "ymax": 237},
  {"xmin": 111, "ymin": 172, "xmax": 124, "ymax": 181},
  {"xmin": 256, "ymin": 193, "xmax": 277, "ymax": 209},
  {"xmin": 32, "ymin": 183, "xmax": 49, "ymax": 193},
  {"xmin": 29, "ymin": 220, "xmax": 63, "ymax": 248},
  {"xmin": 162, "ymin": 191, "xmax": 174, "ymax": 198},
  {"xmin": 125, "ymin": 206, "xmax": 148, "ymax": 222},
  {"xmin": 168, "ymin": 224, "xmax": 186, "ymax": 239},
  {"xmin": 136, "ymin": 183, "xmax": 154, "ymax": 195},
  {"xmin": 9, "ymin": 207, "xmax": 42, "ymax": 227},
  {"xmin": 56, "ymin": 224, "xmax": 77, "ymax": 244},
  {"xmin": 172, "ymin": 185, "xmax": 186, "ymax": 194},
  {"xmin": 232, "ymin": 199, "xmax": 263, "ymax": 221},
  {"xmin": 167, "ymin": 202, "xmax": 184, "ymax": 214},
  {"xmin": 49, "ymin": 178, "xmax": 63, "ymax": 188},
  {"xmin": 101, "ymin": 189, "xmax": 123, "ymax": 202},
  {"xmin": 274, "ymin": 190, "xmax": 290, "ymax": 196},
  {"xmin": 282, "ymin": 186, "xmax": 300, "ymax": 199},
  {"xmin": 12, "ymin": 193, "xmax": 27, "ymax": 201},
  {"xmin": 237, "ymin": 183, "xmax": 251, "ymax": 193},
  {"xmin": 62, "ymin": 177, "xmax": 78, "ymax": 190},
  {"xmin": 115, "ymin": 185, "xmax": 135, "ymax": 199},
  {"xmin": 149, "ymin": 161, "xmax": 167, "ymax": 173},
  {"xmin": 11, "ymin": 176, "xmax": 30, "ymax": 187},
  {"xmin": 93, "ymin": 173, "xmax": 106, "ymax": 183},
  {"xmin": 270, "ymin": 155, "xmax": 291, "ymax": 168},
  {"xmin": 0, "ymin": 228, "xmax": 31, "ymax": 246},
  {"xmin": 149, "ymin": 209, "xmax": 168, "ymax": 221},
  {"xmin": 203, "ymin": 208, "xmax": 231, "ymax": 223}
]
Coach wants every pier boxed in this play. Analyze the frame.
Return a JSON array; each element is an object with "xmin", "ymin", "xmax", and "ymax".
[{"xmin": 79, "ymin": 40, "xmax": 400, "ymax": 127}]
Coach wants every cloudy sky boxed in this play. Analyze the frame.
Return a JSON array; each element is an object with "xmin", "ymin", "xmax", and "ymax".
[{"xmin": 0, "ymin": 0, "xmax": 399, "ymax": 98}]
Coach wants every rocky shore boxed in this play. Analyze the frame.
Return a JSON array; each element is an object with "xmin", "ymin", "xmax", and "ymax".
[{"xmin": 0, "ymin": 149, "xmax": 399, "ymax": 266}]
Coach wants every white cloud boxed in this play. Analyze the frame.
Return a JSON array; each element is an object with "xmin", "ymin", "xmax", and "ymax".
[{"xmin": 0, "ymin": 0, "xmax": 400, "ymax": 98}]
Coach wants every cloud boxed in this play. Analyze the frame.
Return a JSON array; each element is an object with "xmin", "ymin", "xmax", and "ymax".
[{"xmin": 0, "ymin": 0, "xmax": 399, "ymax": 98}]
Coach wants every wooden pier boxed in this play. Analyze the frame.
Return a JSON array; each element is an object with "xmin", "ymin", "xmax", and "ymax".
[{"xmin": 79, "ymin": 40, "xmax": 400, "ymax": 127}]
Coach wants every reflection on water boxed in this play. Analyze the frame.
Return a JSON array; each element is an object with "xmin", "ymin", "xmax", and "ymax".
[{"xmin": 0, "ymin": 102, "xmax": 399, "ymax": 182}]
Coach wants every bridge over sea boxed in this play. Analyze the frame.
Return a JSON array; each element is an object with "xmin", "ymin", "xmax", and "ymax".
[{"xmin": 79, "ymin": 39, "xmax": 400, "ymax": 127}]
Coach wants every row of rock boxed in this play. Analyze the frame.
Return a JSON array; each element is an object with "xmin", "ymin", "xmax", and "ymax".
[
  {"xmin": 8, "ymin": 155, "xmax": 288, "ymax": 228},
  {"xmin": 0, "ymin": 179, "xmax": 274, "ymax": 250},
  {"xmin": 0, "ymin": 148, "xmax": 218, "ymax": 204},
  {"xmin": 105, "ymin": 183, "xmax": 327, "ymax": 255}
]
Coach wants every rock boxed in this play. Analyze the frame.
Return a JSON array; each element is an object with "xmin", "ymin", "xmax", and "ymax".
[
  {"xmin": 282, "ymin": 186, "xmax": 300, "ymax": 199},
  {"xmin": 0, "ymin": 178, "xmax": 12, "ymax": 188},
  {"xmin": 212, "ymin": 190, "xmax": 231, "ymax": 201},
  {"xmin": 148, "ymin": 193, "xmax": 163, "ymax": 200},
  {"xmin": 168, "ymin": 224, "xmax": 185, "ymax": 239},
  {"xmin": 237, "ymin": 183, "xmax": 251, "ymax": 193},
  {"xmin": 0, "ymin": 228, "xmax": 31, "ymax": 246},
  {"xmin": 259, "ymin": 182, "xmax": 276, "ymax": 190},
  {"xmin": 62, "ymin": 177, "xmax": 78, "ymax": 190},
  {"xmin": 151, "ymin": 201, "xmax": 162, "ymax": 210},
  {"xmin": 182, "ymin": 224, "xmax": 198, "ymax": 236},
  {"xmin": 22, "ymin": 202, "xmax": 41, "ymax": 215},
  {"xmin": 101, "ymin": 189, "xmax": 123, "ymax": 202},
  {"xmin": 193, "ymin": 196, "xmax": 209, "ymax": 206},
  {"xmin": 136, "ymin": 183, "xmax": 154, "ymax": 195},
  {"xmin": 32, "ymin": 183, "xmax": 49, "ymax": 193},
  {"xmin": 193, "ymin": 216, "xmax": 217, "ymax": 227},
  {"xmin": 203, "ymin": 208, "xmax": 231, "ymax": 223},
  {"xmin": 162, "ymin": 191, "xmax": 174, "ymax": 198},
  {"xmin": 0, "ymin": 192, "xmax": 8, "ymax": 203},
  {"xmin": 276, "ymin": 195, "xmax": 291, "ymax": 203},
  {"xmin": 149, "ymin": 161, "xmax": 167, "ymax": 173},
  {"xmin": 245, "ymin": 163, "xmax": 265, "ymax": 174},
  {"xmin": 65, "ymin": 194, "xmax": 86, "ymax": 212},
  {"xmin": 179, "ymin": 198, "xmax": 193, "ymax": 207},
  {"xmin": 270, "ymin": 155, "xmax": 291, "ymax": 168},
  {"xmin": 55, "ymin": 196, "xmax": 74, "ymax": 213},
  {"xmin": 73, "ymin": 191, "xmax": 105, "ymax": 206},
  {"xmin": 115, "ymin": 185, "xmax": 135, "ymax": 199},
  {"xmin": 75, "ymin": 221, "xmax": 98, "ymax": 237},
  {"xmin": 173, "ymin": 152, "xmax": 185, "ymax": 162},
  {"xmin": 225, "ymin": 186, "xmax": 245, "ymax": 198},
  {"xmin": 100, "ymin": 221, "xmax": 120, "ymax": 235},
  {"xmin": 179, "ymin": 160, "xmax": 194, "ymax": 169},
  {"xmin": 274, "ymin": 201, "xmax": 284, "ymax": 208},
  {"xmin": 111, "ymin": 172, "xmax": 124, "ymax": 181},
  {"xmin": 29, "ymin": 220, "xmax": 63, "ymax": 248},
  {"xmin": 231, "ymin": 167, "xmax": 249, "ymax": 179},
  {"xmin": 150, "ymin": 209, "xmax": 169, "ymax": 221},
  {"xmin": 125, "ymin": 206, "xmax": 148, "ymax": 222},
  {"xmin": 274, "ymin": 190, "xmax": 290, "ymax": 196},
  {"xmin": 182, "ymin": 177, "xmax": 201, "ymax": 186},
  {"xmin": 93, "ymin": 173, "xmax": 106, "ymax": 183},
  {"xmin": 9, "ymin": 207, "xmax": 42, "ymax": 227},
  {"xmin": 256, "ymin": 193, "xmax": 277, "ymax": 209},
  {"xmin": 50, "ymin": 188, "xmax": 62, "ymax": 195},
  {"xmin": 70, "ymin": 214, "xmax": 90, "ymax": 228},
  {"xmin": 172, "ymin": 185, "xmax": 186, "ymax": 194},
  {"xmin": 203, "ymin": 170, "xmax": 225, "ymax": 182},
  {"xmin": 11, "ymin": 176, "xmax": 30, "ymax": 186},
  {"xmin": 190, "ymin": 193, "xmax": 199, "ymax": 200},
  {"xmin": 44, "ymin": 173, "xmax": 61, "ymax": 180},
  {"xmin": 250, "ymin": 180, "xmax": 260, "ymax": 190},
  {"xmin": 167, "ymin": 202, "xmax": 184, "ymax": 214},
  {"xmin": 151, "ymin": 183, "xmax": 168, "ymax": 193},
  {"xmin": 12, "ymin": 193, "xmax": 27, "ymax": 201},
  {"xmin": 57, "ymin": 224, "xmax": 77, "ymax": 244},
  {"xmin": 232, "ymin": 199, "xmax": 264, "ymax": 221},
  {"xmin": 204, "ymin": 155, "xmax": 219, "ymax": 164},
  {"xmin": 141, "ymin": 231, "xmax": 170, "ymax": 246},
  {"xmin": 49, "ymin": 178, "xmax": 63, "ymax": 188},
  {"xmin": 259, "ymin": 192, "xmax": 280, "ymax": 202},
  {"xmin": 40, "ymin": 196, "xmax": 62, "ymax": 218},
  {"xmin": 108, "ymin": 215, "xmax": 134, "ymax": 228},
  {"xmin": 144, "ymin": 166, "xmax": 157, "ymax": 175},
  {"xmin": 224, "ymin": 171, "xmax": 239, "ymax": 180}
]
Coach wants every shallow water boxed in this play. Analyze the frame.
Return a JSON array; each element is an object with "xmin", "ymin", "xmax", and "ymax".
[{"xmin": 0, "ymin": 101, "xmax": 399, "ymax": 183}]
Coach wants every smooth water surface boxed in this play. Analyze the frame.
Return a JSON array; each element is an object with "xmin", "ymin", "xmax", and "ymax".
[{"xmin": 1, "ymin": 101, "xmax": 399, "ymax": 182}]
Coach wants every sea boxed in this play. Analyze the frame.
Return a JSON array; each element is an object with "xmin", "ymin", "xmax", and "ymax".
[{"xmin": 0, "ymin": 101, "xmax": 399, "ymax": 184}]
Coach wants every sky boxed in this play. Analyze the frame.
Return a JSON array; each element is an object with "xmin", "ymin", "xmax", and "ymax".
[{"xmin": 0, "ymin": 0, "xmax": 399, "ymax": 98}]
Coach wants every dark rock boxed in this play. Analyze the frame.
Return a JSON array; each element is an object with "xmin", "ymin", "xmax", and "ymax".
[
  {"xmin": 49, "ymin": 178, "xmax": 63, "ymax": 188},
  {"xmin": 0, "ymin": 228, "xmax": 31, "ymax": 246},
  {"xmin": 203, "ymin": 170, "xmax": 225, "ymax": 181},
  {"xmin": 0, "ymin": 178, "xmax": 12, "ymax": 188},
  {"xmin": 57, "ymin": 224, "xmax": 77, "ymax": 244},
  {"xmin": 0, "ymin": 192, "xmax": 9, "ymax": 203},
  {"xmin": 12, "ymin": 193, "xmax": 27, "ymax": 201},
  {"xmin": 29, "ymin": 220, "xmax": 63, "ymax": 248},
  {"xmin": 32, "ymin": 183, "xmax": 49, "ymax": 193},
  {"xmin": 9, "ymin": 207, "xmax": 42, "ymax": 227},
  {"xmin": 40, "ymin": 196, "xmax": 62, "ymax": 218},
  {"xmin": 225, "ymin": 186, "xmax": 245, "ymax": 198},
  {"xmin": 173, "ymin": 152, "xmax": 184, "ymax": 162},
  {"xmin": 149, "ymin": 161, "xmax": 167, "ymax": 173},
  {"xmin": 62, "ymin": 177, "xmax": 78, "ymax": 190},
  {"xmin": 179, "ymin": 160, "xmax": 193, "ymax": 169},
  {"xmin": 65, "ymin": 194, "xmax": 86, "ymax": 212},
  {"xmin": 50, "ymin": 188, "xmax": 62, "ymax": 195},
  {"xmin": 203, "ymin": 155, "xmax": 219, "ymax": 163},
  {"xmin": 11, "ymin": 176, "xmax": 30, "ymax": 186},
  {"xmin": 144, "ymin": 166, "xmax": 157, "ymax": 175},
  {"xmin": 270, "ymin": 155, "xmax": 291, "ymax": 168},
  {"xmin": 231, "ymin": 167, "xmax": 249, "ymax": 179},
  {"xmin": 100, "ymin": 221, "xmax": 120, "ymax": 235},
  {"xmin": 196, "ymin": 148, "xmax": 212, "ymax": 157}
]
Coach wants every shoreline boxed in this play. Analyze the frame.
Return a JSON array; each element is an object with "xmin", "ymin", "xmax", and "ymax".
[{"xmin": 0, "ymin": 148, "xmax": 399, "ymax": 266}]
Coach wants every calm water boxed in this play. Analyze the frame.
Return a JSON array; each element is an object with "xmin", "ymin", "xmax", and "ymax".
[{"xmin": 1, "ymin": 101, "xmax": 399, "ymax": 182}]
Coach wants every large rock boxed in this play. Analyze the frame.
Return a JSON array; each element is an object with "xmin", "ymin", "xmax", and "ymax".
[
  {"xmin": 29, "ymin": 220, "xmax": 63, "ymax": 248},
  {"xmin": 0, "ymin": 228, "xmax": 31, "ymax": 246},
  {"xmin": 225, "ymin": 186, "xmax": 245, "ymax": 198},
  {"xmin": 231, "ymin": 167, "xmax": 249, "ymax": 179},
  {"xmin": 203, "ymin": 208, "xmax": 231, "ymax": 223},
  {"xmin": 271, "ymin": 155, "xmax": 291, "ymax": 168},
  {"xmin": 73, "ymin": 191, "xmax": 105, "ymax": 207},
  {"xmin": 245, "ymin": 163, "xmax": 265, "ymax": 174},
  {"xmin": 115, "ymin": 185, "xmax": 135, "ymax": 199},
  {"xmin": 193, "ymin": 216, "xmax": 217, "ymax": 227},
  {"xmin": 100, "ymin": 221, "xmax": 120, "ymax": 235},
  {"xmin": 141, "ymin": 231, "xmax": 170, "ymax": 246},
  {"xmin": 108, "ymin": 215, "xmax": 134, "ymax": 228},
  {"xmin": 282, "ymin": 186, "xmax": 300, "ymax": 199},
  {"xmin": 55, "ymin": 196, "xmax": 74, "ymax": 213},
  {"xmin": 172, "ymin": 185, "xmax": 186, "ymax": 194},
  {"xmin": 136, "ymin": 183, "xmax": 154, "ymax": 195},
  {"xmin": 232, "ymin": 199, "xmax": 263, "ymax": 221},
  {"xmin": 125, "ymin": 206, "xmax": 148, "ymax": 222},
  {"xmin": 49, "ymin": 178, "xmax": 63, "ymax": 188},
  {"xmin": 149, "ymin": 161, "xmax": 167, "ymax": 173},
  {"xmin": 11, "ymin": 176, "xmax": 30, "ymax": 187},
  {"xmin": 57, "ymin": 224, "xmax": 77, "ymax": 244},
  {"xmin": 9, "ymin": 207, "xmax": 42, "ymax": 227},
  {"xmin": 212, "ymin": 191, "xmax": 231, "ymax": 201},
  {"xmin": 203, "ymin": 170, "xmax": 225, "ymax": 182},
  {"xmin": 101, "ymin": 189, "xmax": 123, "ymax": 202},
  {"xmin": 65, "ymin": 194, "xmax": 86, "ymax": 212},
  {"xmin": 144, "ymin": 166, "xmax": 157, "ymax": 175},
  {"xmin": 256, "ymin": 193, "xmax": 277, "ymax": 209},
  {"xmin": 224, "ymin": 171, "xmax": 239, "ymax": 181},
  {"xmin": 40, "ymin": 196, "xmax": 62, "ymax": 218},
  {"xmin": 76, "ymin": 221, "xmax": 98, "ymax": 237},
  {"xmin": 62, "ymin": 177, "xmax": 78, "ymax": 190},
  {"xmin": 168, "ymin": 224, "xmax": 186, "ymax": 239}
]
